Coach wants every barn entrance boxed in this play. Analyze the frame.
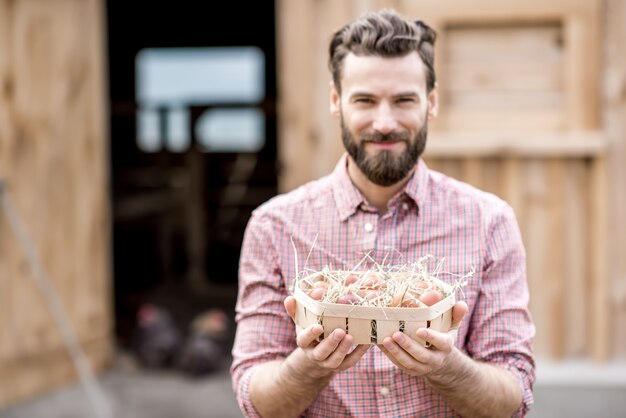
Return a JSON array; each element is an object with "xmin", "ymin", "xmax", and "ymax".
[{"xmin": 106, "ymin": 0, "xmax": 278, "ymax": 349}]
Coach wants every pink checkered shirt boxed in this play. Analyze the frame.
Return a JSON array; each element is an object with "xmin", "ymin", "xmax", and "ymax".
[{"xmin": 231, "ymin": 154, "xmax": 535, "ymax": 417}]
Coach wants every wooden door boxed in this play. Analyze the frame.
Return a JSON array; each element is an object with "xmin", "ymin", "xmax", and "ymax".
[
  {"xmin": 0, "ymin": 0, "xmax": 111, "ymax": 407},
  {"xmin": 276, "ymin": 0, "xmax": 621, "ymax": 361}
]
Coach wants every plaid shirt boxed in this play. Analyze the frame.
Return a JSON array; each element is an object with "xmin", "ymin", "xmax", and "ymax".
[{"xmin": 231, "ymin": 154, "xmax": 535, "ymax": 417}]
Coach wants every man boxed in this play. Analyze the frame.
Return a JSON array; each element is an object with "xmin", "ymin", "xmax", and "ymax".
[{"xmin": 231, "ymin": 9, "xmax": 535, "ymax": 418}]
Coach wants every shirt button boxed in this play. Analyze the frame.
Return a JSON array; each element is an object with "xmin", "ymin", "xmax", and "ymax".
[
  {"xmin": 364, "ymin": 222, "xmax": 374, "ymax": 232},
  {"xmin": 379, "ymin": 386, "xmax": 390, "ymax": 395},
  {"xmin": 402, "ymin": 202, "xmax": 409, "ymax": 210}
]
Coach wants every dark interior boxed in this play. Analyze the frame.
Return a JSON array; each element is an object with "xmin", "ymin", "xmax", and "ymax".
[{"xmin": 106, "ymin": 0, "xmax": 278, "ymax": 348}]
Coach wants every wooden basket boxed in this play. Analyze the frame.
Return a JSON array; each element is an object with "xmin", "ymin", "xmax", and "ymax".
[{"xmin": 293, "ymin": 276, "xmax": 455, "ymax": 345}]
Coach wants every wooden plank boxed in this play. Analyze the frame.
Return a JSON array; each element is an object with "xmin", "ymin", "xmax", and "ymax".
[
  {"xmin": 423, "ymin": 157, "xmax": 445, "ymax": 174},
  {"xmin": 444, "ymin": 91, "xmax": 563, "ymax": 109},
  {"xmin": 0, "ymin": 0, "xmax": 12, "ymax": 363},
  {"xmin": 400, "ymin": 0, "xmax": 600, "ymax": 22},
  {"xmin": 605, "ymin": 0, "xmax": 626, "ymax": 359},
  {"xmin": 443, "ymin": 24, "xmax": 563, "ymax": 62},
  {"xmin": 564, "ymin": 15, "xmax": 599, "ymax": 129},
  {"xmin": 461, "ymin": 158, "xmax": 483, "ymax": 189},
  {"xmin": 310, "ymin": 0, "xmax": 351, "ymax": 179},
  {"xmin": 563, "ymin": 160, "xmax": 588, "ymax": 356},
  {"xmin": 375, "ymin": 0, "xmax": 402, "ymax": 10},
  {"xmin": 9, "ymin": 0, "xmax": 71, "ymax": 355},
  {"xmin": 75, "ymin": 0, "xmax": 111, "ymax": 339},
  {"xmin": 436, "ymin": 107, "xmax": 564, "ymax": 131},
  {"xmin": 277, "ymin": 0, "xmax": 316, "ymax": 192},
  {"xmin": 547, "ymin": 159, "xmax": 566, "ymax": 358},
  {"xmin": 443, "ymin": 25, "xmax": 563, "ymax": 93},
  {"xmin": 423, "ymin": 157, "xmax": 461, "ymax": 181},
  {"xmin": 524, "ymin": 159, "xmax": 552, "ymax": 357},
  {"xmin": 501, "ymin": 158, "xmax": 524, "ymax": 221},
  {"xmin": 590, "ymin": 156, "xmax": 610, "ymax": 361},
  {"xmin": 481, "ymin": 157, "xmax": 501, "ymax": 197},
  {"xmin": 425, "ymin": 131, "xmax": 609, "ymax": 158},
  {"xmin": 0, "ymin": 0, "xmax": 13, "ymax": 178}
]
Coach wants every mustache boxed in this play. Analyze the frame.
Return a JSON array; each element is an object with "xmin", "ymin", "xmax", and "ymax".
[{"xmin": 360, "ymin": 131, "xmax": 411, "ymax": 143}]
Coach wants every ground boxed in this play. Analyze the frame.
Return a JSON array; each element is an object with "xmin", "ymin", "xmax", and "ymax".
[
  {"xmin": 2, "ymin": 353, "xmax": 626, "ymax": 418},
  {"xmin": 0, "ymin": 349, "xmax": 241, "ymax": 418}
]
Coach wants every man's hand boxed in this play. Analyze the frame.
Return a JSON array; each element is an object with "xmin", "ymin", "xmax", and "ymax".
[
  {"xmin": 379, "ymin": 301, "xmax": 523, "ymax": 417},
  {"xmin": 247, "ymin": 298, "xmax": 370, "ymax": 418},
  {"xmin": 283, "ymin": 296, "xmax": 370, "ymax": 379},
  {"xmin": 379, "ymin": 301, "xmax": 467, "ymax": 376}
]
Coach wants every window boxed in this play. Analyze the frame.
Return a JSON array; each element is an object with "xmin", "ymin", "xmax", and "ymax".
[{"xmin": 135, "ymin": 47, "xmax": 265, "ymax": 152}]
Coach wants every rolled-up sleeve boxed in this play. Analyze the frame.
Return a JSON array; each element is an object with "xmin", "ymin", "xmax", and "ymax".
[
  {"xmin": 230, "ymin": 211, "xmax": 297, "ymax": 416},
  {"xmin": 468, "ymin": 203, "xmax": 536, "ymax": 417}
]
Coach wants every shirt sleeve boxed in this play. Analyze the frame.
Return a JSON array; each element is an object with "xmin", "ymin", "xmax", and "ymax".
[
  {"xmin": 230, "ymin": 211, "xmax": 298, "ymax": 417},
  {"xmin": 467, "ymin": 203, "xmax": 536, "ymax": 417}
]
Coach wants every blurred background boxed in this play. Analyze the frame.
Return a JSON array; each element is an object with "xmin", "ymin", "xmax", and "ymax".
[{"xmin": 0, "ymin": 0, "xmax": 625, "ymax": 417}]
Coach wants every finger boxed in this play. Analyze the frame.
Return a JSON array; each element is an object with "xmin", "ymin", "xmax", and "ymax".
[
  {"xmin": 380, "ymin": 335, "xmax": 431, "ymax": 374},
  {"xmin": 339, "ymin": 344, "xmax": 370, "ymax": 369},
  {"xmin": 310, "ymin": 329, "xmax": 347, "ymax": 362},
  {"xmin": 416, "ymin": 328, "xmax": 453, "ymax": 353},
  {"xmin": 377, "ymin": 342, "xmax": 397, "ymax": 363},
  {"xmin": 297, "ymin": 324, "xmax": 324, "ymax": 348},
  {"xmin": 342, "ymin": 344, "xmax": 371, "ymax": 367},
  {"xmin": 378, "ymin": 341, "xmax": 414, "ymax": 370},
  {"xmin": 451, "ymin": 301, "xmax": 468, "ymax": 329},
  {"xmin": 382, "ymin": 334, "xmax": 428, "ymax": 366},
  {"xmin": 317, "ymin": 331, "xmax": 354, "ymax": 367},
  {"xmin": 392, "ymin": 332, "xmax": 433, "ymax": 363},
  {"xmin": 284, "ymin": 296, "xmax": 297, "ymax": 319},
  {"xmin": 378, "ymin": 343, "xmax": 408, "ymax": 371}
]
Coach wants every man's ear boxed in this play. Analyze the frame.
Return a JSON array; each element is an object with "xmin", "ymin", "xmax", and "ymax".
[
  {"xmin": 330, "ymin": 81, "xmax": 341, "ymax": 117},
  {"xmin": 427, "ymin": 83, "xmax": 439, "ymax": 120}
]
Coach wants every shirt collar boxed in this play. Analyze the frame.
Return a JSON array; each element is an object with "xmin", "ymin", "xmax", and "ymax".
[
  {"xmin": 403, "ymin": 158, "xmax": 430, "ymax": 211},
  {"xmin": 331, "ymin": 153, "xmax": 430, "ymax": 221},
  {"xmin": 331, "ymin": 154, "xmax": 365, "ymax": 221}
]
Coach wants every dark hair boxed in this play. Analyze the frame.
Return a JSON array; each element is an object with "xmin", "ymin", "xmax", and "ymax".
[{"xmin": 328, "ymin": 9, "xmax": 437, "ymax": 94}]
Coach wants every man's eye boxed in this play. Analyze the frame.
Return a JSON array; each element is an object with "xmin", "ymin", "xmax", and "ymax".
[{"xmin": 355, "ymin": 98, "xmax": 374, "ymax": 104}]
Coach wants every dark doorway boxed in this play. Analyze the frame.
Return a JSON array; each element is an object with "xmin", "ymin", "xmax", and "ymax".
[{"xmin": 106, "ymin": 1, "xmax": 278, "ymax": 345}]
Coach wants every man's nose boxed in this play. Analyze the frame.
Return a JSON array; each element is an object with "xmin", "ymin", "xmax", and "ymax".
[{"xmin": 372, "ymin": 103, "xmax": 398, "ymax": 134}]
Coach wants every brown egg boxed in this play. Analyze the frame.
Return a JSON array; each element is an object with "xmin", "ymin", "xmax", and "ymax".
[
  {"xmin": 365, "ymin": 290, "xmax": 381, "ymax": 301},
  {"xmin": 313, "ymin": 280, "xmax": 330, "ymax": 289},
  {"xmin": 362, "ymin": 274, "xmax": 383, "ymax": 289},
  {"xmin": 336, "ymin": 294, "xmax": 360, "ymax": 305},
  {"xmin": 419, "ymin": 291, "xmax": 443, "ymax": 306},
  {"xmin": 343, "ymin": 273, "xmax": 359, "ymax": 286},
  {"xmin": 400, "ymin": 297, "xmax": 422, "ymax": 308},
  {"xmin": 309, "ymin": 287, "xmax": 326, "ymax": 301}
]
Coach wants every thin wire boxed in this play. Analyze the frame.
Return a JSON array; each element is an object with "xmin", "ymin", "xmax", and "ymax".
[{"xmin": 0, "ymin": 181, "xmax": 113, "ymax": 418}]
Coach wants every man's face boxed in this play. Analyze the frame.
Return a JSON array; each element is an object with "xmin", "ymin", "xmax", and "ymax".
[
  {"xmin": 331, "ymin": 52, "xmax": 438, "ymax": 186},
  {"xmin": 339, "ymin": 112, "xmax": 428, "ymax": 187}
]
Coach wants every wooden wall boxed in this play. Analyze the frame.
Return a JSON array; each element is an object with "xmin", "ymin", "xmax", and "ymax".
[
  {"xmin": 0, "ymin": 0, "xmax": 111, "ymax": 408},
  {"xmin": 604, "ymin": 0, "xmax": 626, "ymax": 359},
  {"xmin": 277, "ymin": 0, "xmax": 625, "ymax": 361}
]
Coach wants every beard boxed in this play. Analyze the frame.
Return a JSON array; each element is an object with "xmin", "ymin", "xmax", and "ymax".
[{"xmin": 341, "ymin": 115, "xmax": 428, "ymax": 187}]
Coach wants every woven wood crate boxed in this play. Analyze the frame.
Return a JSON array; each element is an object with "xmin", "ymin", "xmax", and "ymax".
[{"xmin": 293, "ymin": 277, "xmax": 455, "ymax": 345}]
